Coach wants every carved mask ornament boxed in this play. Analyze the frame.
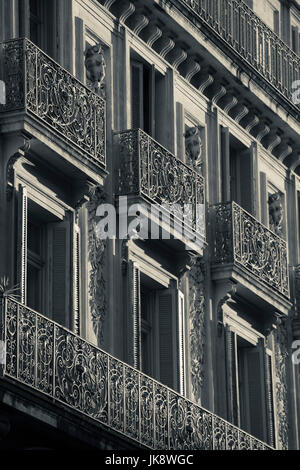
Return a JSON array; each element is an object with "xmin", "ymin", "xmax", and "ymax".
[
  {"xmin": 268, "ymin": 192, "xmax": 283, "ymax": 236},
  {"xmin": 85, "ymin": 43, "xmax": 106, "ymax": 93},
  {"xmin": 185, "ymin": 126, "xmax": 202, "ymax": 171}
]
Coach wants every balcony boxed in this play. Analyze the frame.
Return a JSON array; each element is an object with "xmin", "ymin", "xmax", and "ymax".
[
  {"xmin": 210, "ymin": 202, "xmax": 290, "ymax": 315},
  {"xmin": 0, "ymin": 296, "xmax": 272, "ymax": 450},
  {"xmin": 115, "ymin": 129, "xmax": 205, "ymax": 253},
  {"xmin": 172, "ymin": 0, "xmax": 300, "ymax": 112},
  {"xmin": 0, "ymin": 38, "xmax": 106, "ymax": 181}
]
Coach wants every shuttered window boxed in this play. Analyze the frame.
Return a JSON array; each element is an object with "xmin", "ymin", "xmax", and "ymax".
[
  {"xmin": 131, "ymin": 62, "xmax": 144, "ymax": 131},
  {"xmin": 131, "ymin": 60, "xmax": 156, "ymax": 137},
  {"xmin": 127, "ymin": 264, "xmax": 185, "ymax": 393},
  {"xmin": 16, "ymin": 188, "xmax": 79, "ymax": 331},
  {"xmin": 28, "ymin": 0, "xmax": 56, "ymax": 57},
  {"xmin": 225, "ymin": 331, "xmax": 275, "ymax": 446}
]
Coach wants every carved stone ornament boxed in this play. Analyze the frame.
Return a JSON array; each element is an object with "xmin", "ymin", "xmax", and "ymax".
[
  {"xmin": 175, "ymin": 251, "xmax": 198, "ymax": 278},
  {"xmin": 87, "ymin": 185, "xmax": 106, "ymax": 347},
  {"xmin": 274, "ymin": 319, "xmax": 289, "ymax": 449},
  {"xmin": 85, "ymin": 43, "xmax": 106, "ymax": 97},
  {"xmin": 185, "ymin": 126, "xmax": 203, "ymax": 173},
  {"xmin": 6, "ymin": 136, "xmax": 31, "ymax": 200},
  {"xmin": 216, "ymin": 282, "xmax": 237, "ymax": 337},
  {"xmin": 189, "ymin": 258, "xmax": 206, "ymax": 403},
  {"xmin": 268, "ymin": 192, "xmax": 283, "ymax": 237}
]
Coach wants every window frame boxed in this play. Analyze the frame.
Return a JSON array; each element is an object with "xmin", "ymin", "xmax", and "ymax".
[
  {"xmin": 12, "ymin": 160, "xmax": 80, "ymax": 332},
  {"xmin": 124, "ymin": 240, "xmax": 186, "ymax": 394},
  {"xmin": 222, "ymin": 304, "xmax": 276, "ymax": 446}
]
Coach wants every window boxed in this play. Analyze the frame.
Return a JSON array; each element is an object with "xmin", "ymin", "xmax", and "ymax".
[
  {"xmin": 292, "ymin": 26, "xmax": 299, "ymax": 54},
  {"xmin": 273, "ymin": 10, "xmax": 280, "ymax": 36},
  {"xmin": 131, "ymin": 61, "xmax": 153, "ymax": 135},
  {"xmin": 141, "ymin": 284, "xmax": 154, "ymax": 376},
  {"xmin": 28, "ymin": 0, "xmax": 56, "ymax": 57},
  {"xmin": 128, "ymin": 265, "xmax": 185, "ymax": 394},
  {"xmin": 221, "ymin": 130, "xmax": 254, "ymax": 214},
  {"xmin": 29, "ymin": 0, "xmax": 43, "ymax": 48},
  {"xmin": 224, "ymin": 325, "xmax": 275, "ymax": 446},
  {"xmin": 130, "ymin": 56, "xmax": 166, "ymax": 143},
  {"xmin": 237, "ymin": 337, "xmax": 272, "ymax": 441},
  {"xmin": 16, "ymin": 185, "xmax": 80, "ymax": 331},
  {"xmin": 27, "ymin": 217, "xmax": 45, "ymax": 311}
]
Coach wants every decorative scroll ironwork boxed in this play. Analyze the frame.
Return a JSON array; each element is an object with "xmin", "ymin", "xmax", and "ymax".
[
  {"xmin": 0, "ymin": 38, "xmax": 106, "ymax": 166},
  {"xmin": 211, "ymin": 202, "xmax": 289, "ymax": 297},
  {"xmin": 3, "ymin": 297, "xmax": 273, "ymax": 450},
  {"xmin": 115, "ymin": 129, "xmax": 205, "ymax": 232},
  {"xmin": 178, "ymin": 0, "xmax": 300, "ymax": 108}
]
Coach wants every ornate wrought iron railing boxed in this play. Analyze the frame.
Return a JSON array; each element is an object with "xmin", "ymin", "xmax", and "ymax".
[
  {"xmin": 0, "ymin": 38, "xmax": 105, "ymax": 166},
  {"xmin": 211, "ymin": 202, "xmax": 289, "ymax": 297},
  {"xmin": 176, "ymin": 0, "xmax": 300, "ymax": 108},
  {"xmin": 0, "ymin": 296, "xmax": 272, "ymax": 450},
  {"xmin": 115, "ymin": 129, "xmax": 205, "ymax": 233}
]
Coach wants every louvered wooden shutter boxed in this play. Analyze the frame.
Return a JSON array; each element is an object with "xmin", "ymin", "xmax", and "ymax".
[
  {"xmin": 17, "ymin": 184, "xmax": 28, "ymax": 305},
  {"xmin": 48, "ymin": 220, "xmax": 71, "ymax": 328},
  {"xmin": 156, "ymin": 288, "xmax": 185, "ymax": 392},
  {"xmin": 73, "ymin": 220, "xmax": 81, "ymax": 334},
  {"xmin": 245, "ymin": 346, "xmax": 267, "ymax": 442},
  {"xmin": 131, "ymin": 62, "xmax": 143, "ymax": 129},
  {"xmin": 262, "ymin": 346, "xmax": 275, "ymax": 447},
  {"xmin": 224, "ymin": 326, "xmax": 239, "ymax": 425},
  {"xmin": 127, "ymin": 261, "xmax": 141, "ymax": 369},
  {"xmin": 149, "ymin": 65, "xmax": 156, "ymax": 137},
  {"xmin": 178, "ymin": 290, "xmax": 185, "ymax": 396}
]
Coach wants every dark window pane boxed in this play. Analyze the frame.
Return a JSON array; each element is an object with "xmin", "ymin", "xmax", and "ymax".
[
  {"xmin": 28, "ymin": 222, "xmax": 41, "ymax": 255},
  {"xmin": 30, "ymin": 0, "xmax": 39, "ymax": 16},
  {"xmin": 27, "ymin": 263, "xmax": 41, "ymax": 311}
]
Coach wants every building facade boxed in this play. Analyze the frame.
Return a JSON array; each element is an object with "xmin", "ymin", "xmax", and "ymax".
[{"xmin": 0, "ymin": 0, "xmax": 300, "ymax": 450}]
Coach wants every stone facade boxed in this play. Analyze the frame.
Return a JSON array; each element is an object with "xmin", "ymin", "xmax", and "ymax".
[{"xmin": 0, "ymin": 0, "xmax": 299, "ymax": 450}]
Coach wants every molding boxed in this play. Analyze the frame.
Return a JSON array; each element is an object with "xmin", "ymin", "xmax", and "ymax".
[
  {"xmin": 87, "ymin": 185, "xmax": 107, "ymax": 347},
  {"xmin": 166, "ymin": 46, "xmax": 187, "ymax": 70},
  {"xmin": 180, "ymin": 57, "xmax": 201, "ymax": 83},
  {"xmin": 274, "ymin": 319, "xmax": 289, "ymax": 450},
  {"xmin": 216, "ymin": 282, "xmax": 237, "ymax": 337},
  {"xmin": 153, "ymin": 35, "xmax": 175, "ymax": 58},
  {"xmin": 124, "ymin": 239, "xmax": 177, "ymax": 288},
  {"xmin": 127, "ymin": 14, "xmax": 149, "ymax": 36},
  {"xmin": 197, "ymin": 69, "xmax": 215, "ymax": 94},
  {"xmin": 189, "ymin": 258, "xmax": 206, "ymax": 402},
  {"xmin": 140, "ymin": 23, "xmax": 162, "ymax": 47}
]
